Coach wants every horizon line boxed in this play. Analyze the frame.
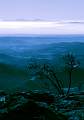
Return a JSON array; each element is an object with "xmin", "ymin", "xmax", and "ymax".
[{"xmin": 0, "ymin": 20, "xmax": 84, "ymax": 34}]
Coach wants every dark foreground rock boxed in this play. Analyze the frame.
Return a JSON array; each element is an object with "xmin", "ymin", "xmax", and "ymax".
[
  {"xmin": 1, "ymin": 100, "xmax": 68, "ymax": 120},
  {"xmin": 0, "ymin": 90, "xmax": 84, "ymax": 120}
]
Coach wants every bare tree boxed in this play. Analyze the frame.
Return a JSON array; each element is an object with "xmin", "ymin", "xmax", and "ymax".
[
  {"xmin": 27, "ymin": 60, "xmax": 64, "ymax": 95},
  {"xmin": 63, "ymin": 53, "xmax": 80, "ymax": 96}
]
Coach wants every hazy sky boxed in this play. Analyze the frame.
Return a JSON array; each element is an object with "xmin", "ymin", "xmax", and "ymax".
[
  {"xmin": 0, "ymin": 0, "xmax": 84, "ymax": 35},
  {"xmin": 0, "ymin": 0, "xmax": 84, "ymax": 20}
]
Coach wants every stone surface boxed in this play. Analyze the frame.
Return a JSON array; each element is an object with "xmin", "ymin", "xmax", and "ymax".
[{"xmin": 0, "ymin": 90, "xmax": 83, "ymax": 120}]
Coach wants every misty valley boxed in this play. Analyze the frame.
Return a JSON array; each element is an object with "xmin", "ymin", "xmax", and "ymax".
[{"xmin": 0, "ymin": 36, "xmax": 84, "ymax": 120}]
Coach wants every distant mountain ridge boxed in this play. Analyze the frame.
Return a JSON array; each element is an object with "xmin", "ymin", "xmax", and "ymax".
[
  {"xmin": 0, "ymin": 40, "xmax": 84, "ymax": 67},
  {"xmin": 0, "ymin": 38, "xmax": 84, "ymax": 91}
]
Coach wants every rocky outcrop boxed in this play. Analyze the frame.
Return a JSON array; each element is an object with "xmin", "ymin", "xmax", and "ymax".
[{"xmin": 0, "ymin": 90, "xmax": 83, "ymax": 120}]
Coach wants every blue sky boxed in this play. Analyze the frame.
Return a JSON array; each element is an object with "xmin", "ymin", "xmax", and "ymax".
[{"xmin": 0, "ymin": 0, "xmax": 84, "ymax": 20}]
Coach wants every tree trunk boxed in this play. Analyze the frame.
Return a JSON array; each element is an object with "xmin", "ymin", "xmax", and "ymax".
[{"xmin": 67, "ymin": 71, "xmax": 72, "ymax": 96}]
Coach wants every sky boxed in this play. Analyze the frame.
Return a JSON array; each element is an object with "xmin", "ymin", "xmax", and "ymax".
[
  {"xmin": 0, "ymin": 0, "xmax": 84, "ymax": 20},
  {"xmin": 0, "ymin": 0, "xmax": 84, "ymax": 34}
]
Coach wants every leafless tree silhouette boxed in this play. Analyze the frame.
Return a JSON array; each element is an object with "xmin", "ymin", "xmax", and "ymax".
[
  {"xmin": 63, "ymin": 53, "xmax": 80, "ymax": 96},
  {"xmin": 28, "ymin": 60, "xmax": 64, "ymax": 95}
]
